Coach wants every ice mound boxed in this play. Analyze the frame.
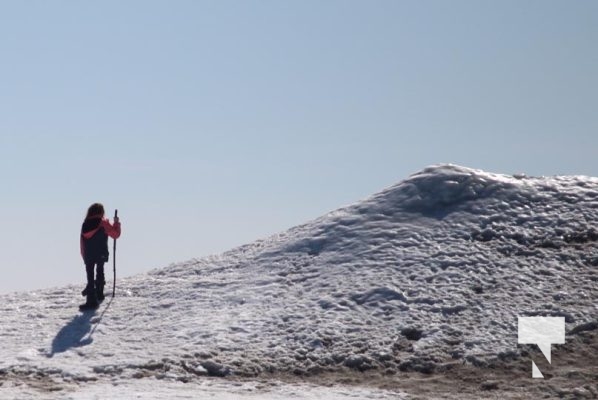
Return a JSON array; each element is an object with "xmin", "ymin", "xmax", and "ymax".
[{"xmin": 2, "ymin": 164, "xmax": 597, "ymax": 386}]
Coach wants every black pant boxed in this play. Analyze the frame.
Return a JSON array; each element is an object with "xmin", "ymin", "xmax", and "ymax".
[{"xmin": 85, "ymin": 262, "xmax": 105, "ymax": 287}]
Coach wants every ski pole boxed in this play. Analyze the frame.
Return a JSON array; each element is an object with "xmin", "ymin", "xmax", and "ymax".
[{"xmin": 113, "ymin": 209, "xmax": 118, "ymax": 298}]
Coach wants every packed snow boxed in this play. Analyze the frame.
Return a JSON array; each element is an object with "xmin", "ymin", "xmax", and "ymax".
[{"xmin": 1, "ymin": 164, "xmax": 597, "ymax": 399}]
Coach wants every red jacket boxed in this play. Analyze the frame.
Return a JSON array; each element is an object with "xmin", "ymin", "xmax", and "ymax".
[{"xmin": 80, "ymin": 217, "xmax": 121, "ymax": 262}]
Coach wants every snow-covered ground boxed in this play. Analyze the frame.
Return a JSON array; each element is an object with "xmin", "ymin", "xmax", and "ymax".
[{"xmin": 1, "ymin": 164, "xmax": 597, "ymax": 399}]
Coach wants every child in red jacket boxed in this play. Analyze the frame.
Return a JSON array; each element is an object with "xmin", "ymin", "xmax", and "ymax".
[{"xmin": 80, "ymin": 203, "xmax": 121, "ymax": 309}]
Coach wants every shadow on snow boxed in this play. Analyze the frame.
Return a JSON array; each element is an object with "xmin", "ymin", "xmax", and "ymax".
[{"xmin": 47, "ymin": 298, "xmax": 113, "ymax": 357}]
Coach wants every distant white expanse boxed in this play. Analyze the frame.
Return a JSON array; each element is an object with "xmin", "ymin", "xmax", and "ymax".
[{"xmin": 1, "ymin": 165, "xmax": 596, "ymax": 398}]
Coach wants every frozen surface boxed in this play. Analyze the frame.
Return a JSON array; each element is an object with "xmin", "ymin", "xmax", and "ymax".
[
  {"xmin": 0, "ymin": 377, "xmax": 402, "ymax": 400},
  {"xmin": 1, "ymin": 164, "xmax": 597, "ymax": 398}
]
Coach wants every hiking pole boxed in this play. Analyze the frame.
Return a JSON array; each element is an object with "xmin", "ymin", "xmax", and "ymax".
[{"xmin": 112, "ymin": 209, "xmax": 118, "ymax": 298}]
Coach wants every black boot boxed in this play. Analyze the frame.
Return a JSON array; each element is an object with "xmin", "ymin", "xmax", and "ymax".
[
  {"xmin": 79, "ymin": 283, "xmax": 99, "ymax": 311},
  {"xmin": 96, "ymin": 279, "xmax": 105, "ymax": 302},
  {"xmin": 82, "ymin": 263, "xmax": 94, "ymax": 297}
]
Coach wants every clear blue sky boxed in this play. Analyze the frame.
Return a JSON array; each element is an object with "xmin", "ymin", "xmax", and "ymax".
[{"xmin": 1, "ymin": 1, "xmax": 596, "ymax": 294}]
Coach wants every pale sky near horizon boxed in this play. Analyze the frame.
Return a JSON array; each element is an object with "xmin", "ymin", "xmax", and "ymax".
[{"xmin": 1, "ymin": 0, "xmax": 597, "ymax": 294}]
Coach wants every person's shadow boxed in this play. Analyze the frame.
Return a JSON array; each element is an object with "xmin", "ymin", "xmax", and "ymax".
[{"xmin": 46, "ymin": 298, "xmax": 112, "ymax": 358}]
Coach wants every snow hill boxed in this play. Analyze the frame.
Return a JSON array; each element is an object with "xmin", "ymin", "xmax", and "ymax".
[{"xmin": 1, "ymin": 164, "xmax": 597, "ymax": 398}]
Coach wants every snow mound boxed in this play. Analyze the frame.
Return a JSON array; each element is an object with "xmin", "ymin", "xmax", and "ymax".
[{"xmin": 2, "ymin": 164, "xmax": 598, "ymax": 391}]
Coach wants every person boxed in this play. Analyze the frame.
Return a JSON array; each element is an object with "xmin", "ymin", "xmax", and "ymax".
[{"xmin": 80, "ymin": 203, "xmax": 121, "ymax": 309}]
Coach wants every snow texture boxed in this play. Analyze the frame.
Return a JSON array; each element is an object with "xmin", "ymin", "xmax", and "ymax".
[{"xmin": 1, "ymin": 164, "xmax": 597, "ymax": 398}]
